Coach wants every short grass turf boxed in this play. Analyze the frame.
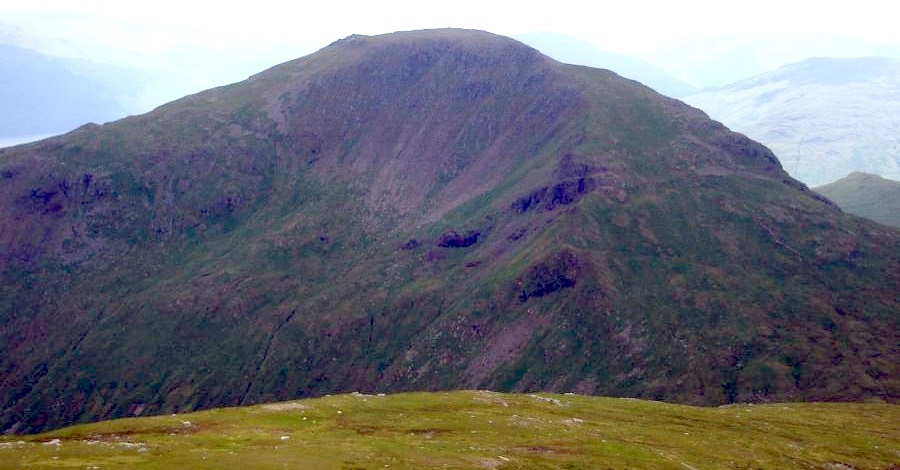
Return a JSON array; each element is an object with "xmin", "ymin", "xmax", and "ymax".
[{"xmin": 0, "ymin": 391, "xmax": 897, "ymax": 469}]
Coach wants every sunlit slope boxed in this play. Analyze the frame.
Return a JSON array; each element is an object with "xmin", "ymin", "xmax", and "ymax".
[
  {"xmin": 1, "ymin": 391, "xmax": 897, "ymax": 469},
  {"xmin": 815, "ymin": 172, "xmax": 900, "ymax": 227}
]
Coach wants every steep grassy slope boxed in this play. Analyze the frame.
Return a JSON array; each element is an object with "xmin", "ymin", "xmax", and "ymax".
[
  {"xmin": 1, "ymin": 29, "xmax": 898, "ymax": 435},
  {"xmin": 1, "ymin": 391, "xmax": 897, "ymax": 469},
  {"xmin": 815, "ymin": 172, "xmax": 900, "ymax": 228}
]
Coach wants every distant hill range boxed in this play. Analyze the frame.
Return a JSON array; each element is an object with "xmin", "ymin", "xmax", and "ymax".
[
  {"xmin": 0, "ymin": 43, "xmax": 139, "ymax": 139},
  {"xmin": 514, "ymin": 32, "xmax": 697, "ymax": 97},
  {"xmin": 643, "ymin": 32, "xmax": 900, "ymax": 89},
  {"xmin": 0, "ymin": 22, "xmax": 306, "ymax": 145},
  {"xmin": 1, "ymin": 29, "xmax": 897, "ymax": 435},
  {"xmin": 815, "ymin": 172, "xmax": 900, "ymax": 227},
  {"xmin": 685, "ymin": 56, "xmax": 900, "ymax": 186}
]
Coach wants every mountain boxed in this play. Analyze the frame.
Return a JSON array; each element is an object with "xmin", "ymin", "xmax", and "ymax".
[
  {"xmin": 644, "ymin": 32, "xmax": 900, "ymax": 89},
  {"xmin": 514, "ymin": 32, "xmax": 697, "ymax": 97},
  {"xmin": 815, "ymin": 172, "xmax": 900, "ymax": 228},
  {"xmin": 1, "ymin": 29, "xmax": 898, "ymax": 435},
  {"xmin": 0, "ymin": 43, "xmax": 139, "ymax": 138},
  {"xmin": 685, "ymin": 56, "xmax": 900, "ymax": 186},
  {"xmin": 0, "ymin": 17, "xmax": 306, "ymax": 144},
  {"xmin": 2, "ymin": 391, "xmax": 897, "ymax": 469}
]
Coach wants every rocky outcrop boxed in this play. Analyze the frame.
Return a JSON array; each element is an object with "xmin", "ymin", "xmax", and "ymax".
[
  {"xmin": 516, "ymin": 251, "xmax": 581, "ymax": 301},
  {"xmin": 1, "ymin": 29, "xmax": 897, "ymax": 435},
  {"xmin": 437, "ymin": 230, "xmax": 480, "ymax": 248},
  {"xmin": 511, "ymin": 178, "xmax": 597, "ymax": 213}
]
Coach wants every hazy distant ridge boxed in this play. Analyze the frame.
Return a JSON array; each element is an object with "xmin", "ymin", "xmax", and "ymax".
[
  {"xmin": 685, "ymin": 56, "xmax": 900, "ymax": 186},
  {"xmin": 514, "ymin": 32, "xmax": 697, "ymax": 97}
]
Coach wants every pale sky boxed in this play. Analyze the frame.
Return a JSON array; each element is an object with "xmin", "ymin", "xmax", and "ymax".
[
  {"xmin": 3, "ymin": 0, "xmax": 900, "ymax": 115},
  {"xmin": 3, "ymin": 0, "xmax": 899, "ymax": 57},
  {"xmin": 2, "ymin": 0, "xmax": 899, "ymax": 144}
]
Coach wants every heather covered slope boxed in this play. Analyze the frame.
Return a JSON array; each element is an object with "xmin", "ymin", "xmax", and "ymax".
[{"xmin": 1, "ymin": 29, "xmax": 898, "ymax": 435}]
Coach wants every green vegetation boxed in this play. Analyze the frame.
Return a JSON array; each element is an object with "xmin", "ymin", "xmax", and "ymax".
[
  {"xmin": 1, "ymin": 391, "xmax": 896, "ymax": 469},
  {"xmin": 815, "ymin": 172, "xmax": 900, "ymax": 227},
  {"xmin": 1, "ymin": 29, "xmax": 898, "ymax": 436}
]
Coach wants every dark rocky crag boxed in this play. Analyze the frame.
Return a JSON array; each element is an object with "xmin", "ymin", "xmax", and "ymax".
[{"xmin": 1, "ymin": 29, "xmax": 897, "ymax": 434}]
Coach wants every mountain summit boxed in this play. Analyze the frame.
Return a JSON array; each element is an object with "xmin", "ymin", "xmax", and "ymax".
[{"xmin": 1, "ymin": 29, "xmax": 897, "ymax": 434}]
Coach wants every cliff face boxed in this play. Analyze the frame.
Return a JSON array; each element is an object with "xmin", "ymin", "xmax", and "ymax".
[{"xmin": 1, "ymin": 29, "xmax": 897, "ymax": 434}]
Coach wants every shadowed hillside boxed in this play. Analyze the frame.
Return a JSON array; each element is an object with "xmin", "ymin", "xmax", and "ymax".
[{"xmin": 1, "ymin": 29, "xmax": 898, "ymax": 435}]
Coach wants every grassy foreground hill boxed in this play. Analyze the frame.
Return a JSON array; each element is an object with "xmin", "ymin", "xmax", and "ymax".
[
  {"xmin": 0, "ymin": 391, "xmax": 897, "ymax": 469},
  {"xmin": 1, "ymin": 29, "xmax": 899, "ymax": 435},
  {"xmin": 815, "ymin": 172, "xmax": 900, "ymax": 228}
]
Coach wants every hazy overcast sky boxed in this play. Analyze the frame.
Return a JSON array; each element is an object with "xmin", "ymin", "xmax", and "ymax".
[
  {"xmin": 2, "ymin": 0, "xmax": 899, "ymax": 145},
  {"xmin": 3, "ymin": 0, "xmax": 899, "ymax": 57},
  {"xmin": 4, "ymin": 0, "xmax": 900, "ymax": 114}
]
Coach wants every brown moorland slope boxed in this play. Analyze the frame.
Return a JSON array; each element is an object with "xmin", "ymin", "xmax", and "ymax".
[{"xmin": 1, "ymin": 29, "xmax": 897, "ymax": 434}]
